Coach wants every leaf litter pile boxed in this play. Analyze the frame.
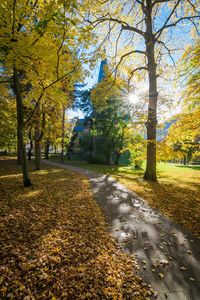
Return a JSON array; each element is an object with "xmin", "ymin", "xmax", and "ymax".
[{"xmin": 0, "ymin": 158, "xmax": 152, "ymax": 299}]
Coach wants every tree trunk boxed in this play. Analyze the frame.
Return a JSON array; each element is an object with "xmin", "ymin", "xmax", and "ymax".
[
  {"xmin": 27, "ymin": 140, "xmax": 33, "ymax": 160},
  {"xmin": 28, "ymin": 130, "xmax": 33, "ymax": 161},
  {"xmin": 89, "ymin": 137, "xmax": 92, "ymax": 159},
  {"xmin": 13, "ymin": 68, "xmax": 32, "ymax": 187},
  {"xmin": 106, "ymin": 150, "xmax": 111, "ymax": 165},
  {"xmin": 143, "ymin": 0, "xmax": 157, "ymax": 182},
  {"xmin": 93, "ymin": 136, "xmax": 96, "ymax": 156},
  {"xmin": 115, "ymin": 152, "xmax": 121, "ymax": 165},
  {"xmin": 34, "ymin": 104, "xmax": 41, "ymax": 170},
  {"xmin": 17, "ymin": 139, "xmax": 22, "ymax": 164},
  {"xmin": 61, "ymin": 106, "xmax": 65, "ymax": 163},
  {"xmin": 35, "ymin": 140, "xmax": 41, "ymax": 169},
  {"xmin": 67, "ymin": 151, "xmax": 71, "ymax": 160},
  {"xmin": 44, "ymin": 141, "xmax": 50, "ymax": 159}
]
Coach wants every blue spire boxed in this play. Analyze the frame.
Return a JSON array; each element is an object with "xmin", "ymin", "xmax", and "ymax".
[{"xmin": 97, "ymin": 58, "xmax": 107, "ymax": 82}]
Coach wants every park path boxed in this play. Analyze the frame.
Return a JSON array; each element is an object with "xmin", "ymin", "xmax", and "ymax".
[{"xmin": 43, "ymin": 160, "xmax": 200, "ymax": 300}]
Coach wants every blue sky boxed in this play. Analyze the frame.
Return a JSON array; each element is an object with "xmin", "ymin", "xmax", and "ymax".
[{"xmin": 67, "ymin": 59, "xmax": 101, "ymax": 119}]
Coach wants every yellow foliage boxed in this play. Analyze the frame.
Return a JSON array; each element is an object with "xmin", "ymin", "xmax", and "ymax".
[{"xmin": 0, "ymin": 158, "xmax": 152, "ymax": 299}]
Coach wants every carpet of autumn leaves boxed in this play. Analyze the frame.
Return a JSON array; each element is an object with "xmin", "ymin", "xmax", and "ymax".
[{"xmin": 0, "ymin": 158, "xmax": 153, "ymax": 300}]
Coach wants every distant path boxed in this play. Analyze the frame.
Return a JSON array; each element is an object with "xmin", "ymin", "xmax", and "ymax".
[{"xmin": 43, "ymin": 160, "xmax": 200, "ymax": 300}]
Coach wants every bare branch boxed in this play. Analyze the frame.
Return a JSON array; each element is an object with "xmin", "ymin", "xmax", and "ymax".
[
  {"xmin": 110, "ymin": 50, "xmax": 146, "ymax": 85},
  {"xmin": 43, "ymin": 66, "xmax": 79, "ymax": 91},
  {"xmin": 186, "ymin": 0, "xmax": 199, "ymax": 14},
  {"xmin": 153, "ymin": 0, "xmax": 173, "ymax": 5},
  {"xmin": 121, "ymin": 23, "xmax": 145, "ymax": 37},
  {"xmin": 31, "ymin": 30, "xmax": 46, "ymax": 46},
  {"xmin": 0, "ymin": 79, "xmax": 13, "ymax": 84},
  {"xmin": 90, "ymin": 16, "xmax": 145, "ymax": 37},
  {"xmin": 12, "ymin": 0, "xmax": 17, "ymax": 34},
  {"xmin": 24, "ymin": 92, "xmax": 44, "ymax": 126},
  {"xmin": 114, "ymin": 28, "xmax": 123, "ymax": 64},
  {"xmin": 128, "ymin": 66, "xmax": 148, "ymax": 89},
  {"xmin": 136, "ymin": 0, "xmax": 147, "ymax": 12},
  {"xmin": 97, "ymin": 0, "xmax": 109, "ymax": 3},
  {"xmin": 115, "ymin": 50, "xmax": 146, "ymax": 70},
  {"xmin": 130, "ymin": 66, "xmax": 148, "ymax": 75},
  {"xmin": 157, "ymin": 40, "xmax": 176, "ymax": 66},
  {"xmin": 155, "ymin": 0, "xmax": 181, "ymax": 40},
  {"xmin": 24, "ymin": 65, "xmax": 80, "ymax": 125},
  {"xmin": 156, "ymin": 15, "xmax": 200, "ymax": 40},
  {"xmin": 189, "ymin": 18, "xmax": 200, "ymax": 35}
]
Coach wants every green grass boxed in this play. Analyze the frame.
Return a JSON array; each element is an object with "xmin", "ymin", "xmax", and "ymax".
[
  {"xmin": 49, "ymin": 154, "xmax": 200, "ymax": 237},
  {"xmin": 49, "ymin": 154, "xmax": 200, "ymax": 180}
]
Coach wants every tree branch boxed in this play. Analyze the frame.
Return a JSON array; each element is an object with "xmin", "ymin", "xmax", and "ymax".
[
  {"xmin": 12, "ymin": 0, "xmax": 17, "ymax": 34},
  {"xmin": 155, "ymin": 0, "xmax": 181, "ymax": 40},
  {"xmin": 31, "ymin": 30, "xmax": 46, "ymax": 46},
  {"xmin": 153, "ymin": 0, "xmax": 173, "ymax": 5},
  {"xmin": 130, "ymin": 66, "xmax": 148, "ymax": 75},
  {"xmin": 136, "ymin": 0, "xmax": 147, "ymax": 12},
  {"xmin": 91, "ymin": 16, "xmax": 145, "ymax": 37},
  {"xmin": 128, "ymin": 66, "xmax": 148, "ymax": 89},
  {"xmin": 186, "ymin": 0, "xmax": 199, "ymax": 14},
  {"xmin": 157, "ymin": 40, "xmax": 176, "ymax": 66},
  {"xmin": 110, "ymin": 50, "xmax": 146, "ymax": 84},
  {"xmin": 24, "ymin": 65, "xmax": 80, "ymax": 125},
  {"xmin": 43, "ymin": 66, "xmax": 79, "ymax": 91},
  {"xmin": 115, "ymin": 50, "xmax": 146, "ymax": 71},
  {"xmin": 114, "ymin": 28, "xmax": 123, "ymax": 65},
  {"xmin": 156, "ymin": 15, "xmax": 200, "ymax": 40},
  {"xmin": 0, "ymin": 79, "xmax": 13, "ymax": 84}
]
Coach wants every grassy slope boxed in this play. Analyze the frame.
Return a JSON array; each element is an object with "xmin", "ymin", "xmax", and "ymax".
[
  {"xmin": 51, "ymin": 156, "xmax": 200, "ymax": 237},
  {"xmin": 0, "ymin": 157, "xmax": 152, "ymax": 299}
]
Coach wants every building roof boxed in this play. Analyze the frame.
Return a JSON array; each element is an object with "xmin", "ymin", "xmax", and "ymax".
[
  {"xmin": 98, "ymin": 59, "xmax": 107, "ymax": 82},
  {"xmin": 73, "ymin": 119, "xmax": 85, "ymax": 132}
]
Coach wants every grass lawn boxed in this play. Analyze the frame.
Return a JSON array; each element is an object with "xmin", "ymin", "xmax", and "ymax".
[
  {"xmin": 50, "ymin": 155, "xmax": 200, "ymax": 238},
  {"xmin": 0, "ymin": 157, "xmax": 152, "ymax": 299}
]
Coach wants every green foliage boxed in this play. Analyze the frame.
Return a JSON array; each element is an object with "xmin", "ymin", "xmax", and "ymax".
[
  {"xmin": 83, "ymin": 96, "xmax": 131, "ymax": 164},
  {"xmin": 124, "ymin": 134, "xmax": 146, "ymax": 169}
]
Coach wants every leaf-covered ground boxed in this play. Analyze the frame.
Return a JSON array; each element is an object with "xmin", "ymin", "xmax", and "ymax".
[
  {"xmin": 50, "ymin": 158, "xmax": 200, "ymax": 238},
  {"xmin": 0, "ymin": 158, "xmax": 153, "ymax": 299}
]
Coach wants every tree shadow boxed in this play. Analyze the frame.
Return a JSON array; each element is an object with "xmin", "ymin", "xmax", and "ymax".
[{"xmin": 88, "ymin": 173, "xmax": 200, "ymax": 298}]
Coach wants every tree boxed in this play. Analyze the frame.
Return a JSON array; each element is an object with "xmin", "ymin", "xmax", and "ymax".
[
  {"xmin": 0, "ymin": 0, "xmax": 94, "ymax": 186},
  {"xmin": 84, "ymin": 0, "xmax": 200, "ymax": 181},
  {"xmin": 0, "ymin": 90, "xmax": 17, "ymax": 154},
  {"xmin": 124, "ymin": 134, "xmax": 146, "ymax": 169},
  {"xmin": 163, "ymin": 39, "xmax": 200, "ymax": 164},
  {"xmin": 74, "ymin": 73, "xmax": 131, "ymax": 164}
]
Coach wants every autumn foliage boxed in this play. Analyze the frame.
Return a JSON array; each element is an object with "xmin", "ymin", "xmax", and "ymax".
[{"xmin": 0, "ymin": 158, "xmax": 152, "ymax": 299}]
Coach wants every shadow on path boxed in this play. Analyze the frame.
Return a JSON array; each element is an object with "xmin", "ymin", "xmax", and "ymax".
[{"xmin": 43, "ymin": 160, "xmax": 200, "ymax": 300}]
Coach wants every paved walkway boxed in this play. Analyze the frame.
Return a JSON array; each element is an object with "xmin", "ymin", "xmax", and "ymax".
[{"xmin": 43, "ymin": 160, "xmax": 200, "ymax": 300}]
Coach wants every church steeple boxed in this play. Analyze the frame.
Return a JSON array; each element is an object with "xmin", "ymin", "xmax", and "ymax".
[{"xmin": 97, "ymin": 54, "xmax": 107, "ymax": 82}]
